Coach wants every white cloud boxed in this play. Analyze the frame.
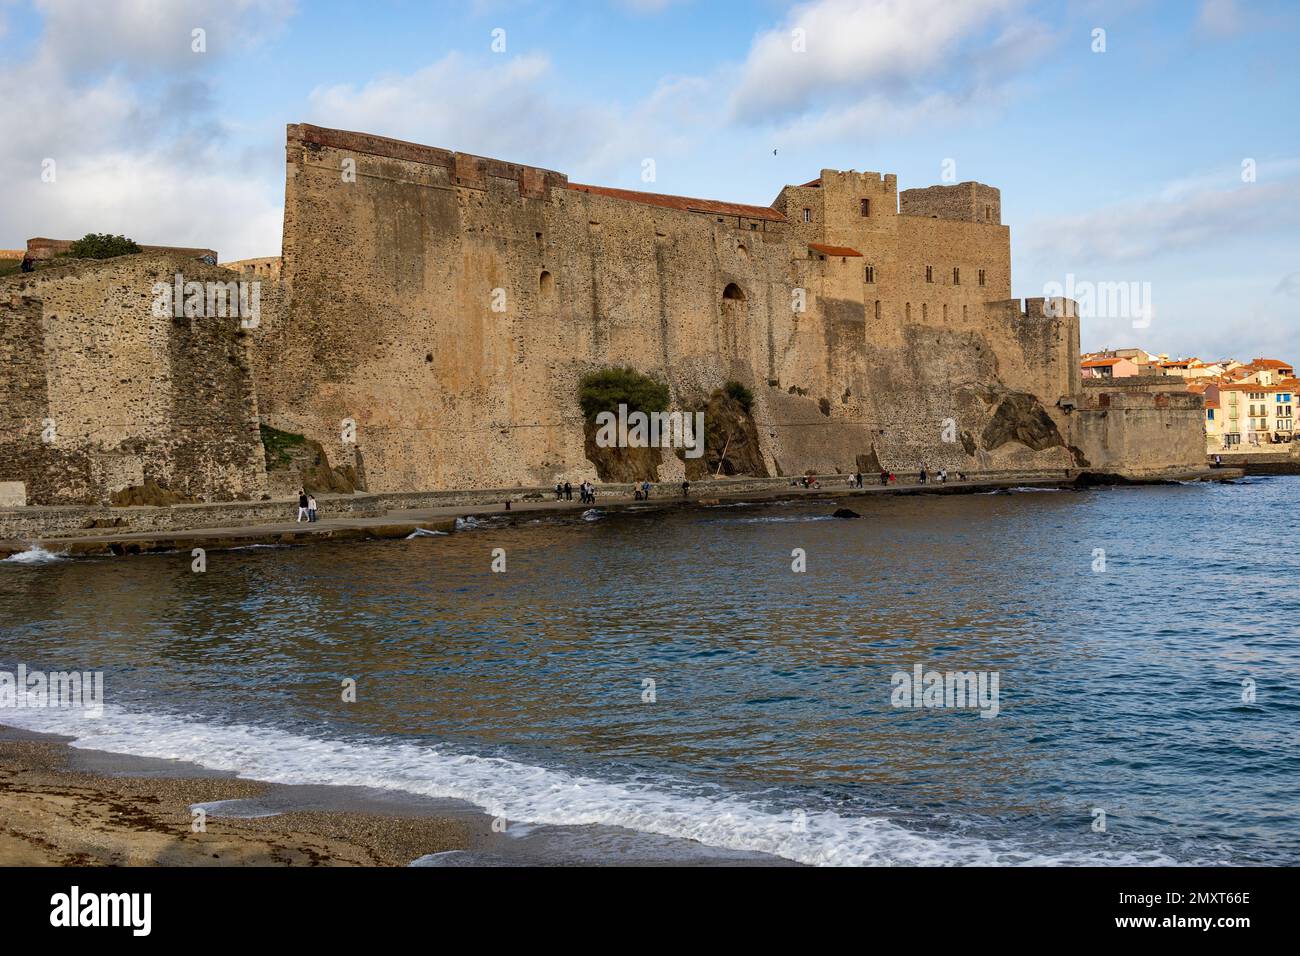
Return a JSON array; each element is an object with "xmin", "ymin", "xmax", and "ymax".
[
  {"xmin": 0, "ymin": 1, "xmax": 291, "ymax": 260},
  {"xmin": 729, "ymin": 0, "xmax": 1024, "ymax": 124},
  {"xmin": 1023, "ymin": 165, "xmax": 1300, "ymax": 263},
  {"xmin": 32, "ymin": 0, "xmax": 294, "ymax": 76},
  {"xmin": 306, "ymin": 52, "xmax": 710, "ymax": 182}
]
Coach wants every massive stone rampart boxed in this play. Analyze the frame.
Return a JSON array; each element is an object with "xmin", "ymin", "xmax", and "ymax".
[{"xmin": 256, "ymin": 123, "xmax": 1120, "ymax": 491}]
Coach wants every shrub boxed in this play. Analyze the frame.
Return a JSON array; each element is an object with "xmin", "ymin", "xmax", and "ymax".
[
  {"xmin": 578, "ymin": 367, "xmax": 670, "ymax": 422},
  {"xmin": 64, "ymin": 233, "xmax": 142, "ymax": 259},
  {"xmin": 722, "ymin": 380, "xmax": 754, "ymax": 413}
]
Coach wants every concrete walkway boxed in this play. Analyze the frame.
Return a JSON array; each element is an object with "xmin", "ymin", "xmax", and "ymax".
[{"xmin": 0, "ymin": 466, "xmax": 1240, "ymax": 559}]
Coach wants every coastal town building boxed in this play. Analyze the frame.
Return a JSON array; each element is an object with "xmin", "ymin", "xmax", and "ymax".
[{"xmin": 1081, "ymin": 356, "xmax": 1139, "ymax": 378}]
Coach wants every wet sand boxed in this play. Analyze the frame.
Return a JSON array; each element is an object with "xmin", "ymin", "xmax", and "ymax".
[
  {"xmin": 0, "ymin": 728, "xmax": 470, "ymax": 866},
  {"xmin": 0, "ymin": 726, "xmax": 795, "ymax": 866}
]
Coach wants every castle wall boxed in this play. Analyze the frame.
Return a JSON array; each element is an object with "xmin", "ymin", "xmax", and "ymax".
[
  {"xmin": 1072, "ymin": 391, "xmax": 1206, "ymax": 475},
  {"xmin": 255, "ymin": 124, "xmax": 1195, "ymax": 490},
  {"xmin": 0, "ymin": 254, "xmax": 269, "ymax": 505}
]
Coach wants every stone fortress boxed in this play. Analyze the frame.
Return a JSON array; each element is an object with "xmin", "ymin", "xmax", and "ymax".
[{"xmin": 0, "ymin": 123, "xmax": 1205, "ymax": 507}]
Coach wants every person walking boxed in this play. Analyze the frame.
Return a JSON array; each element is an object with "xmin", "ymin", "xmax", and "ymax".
[
  {"xmin": 681, "ymin": 479, "xmax": 691, "ymax": 499},
  {"xmin": 564, "ymin": 481, "xmax": 573, "ymax": 501},
  {"xmin": 296, "ymin": 489, "xmax": 309, "ymax": 523},
  {"xmin": 642, "ymin": 480, "xmax": 651, "ymax": 499},
  {"xmin": 919, "ymin": 464, "xmax": 928, "ymax": 484},
  {"xmin": 555, "ymin": 482, "xmax": 564, "ymax": 501},
  {"xmin": 307, "ymin": 493, "xmax": 318, "ymax": 522}
]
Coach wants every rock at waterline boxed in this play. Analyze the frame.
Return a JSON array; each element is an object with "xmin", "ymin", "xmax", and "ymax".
[{"xmin": 831, "ymin": 508, "xmax": 860, "ymax": 519}]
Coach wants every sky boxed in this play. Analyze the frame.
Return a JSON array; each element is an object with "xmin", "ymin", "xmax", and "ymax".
[{"xmin": 2, "ymin": 0, "xmax": 1297, "ymax": 361}]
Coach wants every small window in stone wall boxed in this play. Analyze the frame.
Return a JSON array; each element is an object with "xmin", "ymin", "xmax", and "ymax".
[
  {"xmin": 978, "ymin": 269, "xmax": 986, "ymax": 286},
  {"xmin": 864, "ymin": 265, "xmax": 875, "ymax": 283},
  {"xmin": 953, "ymin": 267, "xmax": 960, "ymax": 285},
  {"xmin": 874, "ymin": 300, "xmax": 880, "ymax": 321},
  {"xmin": 925, "ymin": 265, "xmax": 933, "ymax": 283},
  {"xmin": 985, "ymin": 205, "xmax": 991, "ymax": 220},
  {"xmin": 803, "ymin": 208, "xmax": 811, "ymax": 223},
  {"xmin": 860, "ymin": 198, "xmax": 870, "ymax": 217}
]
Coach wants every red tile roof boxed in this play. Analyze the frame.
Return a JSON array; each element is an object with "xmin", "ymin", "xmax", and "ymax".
[
  {"xmin": 808, "ymin": 242, "xmax": 863, "ymax": 257},
  {"xmin": 1082, "ymin": 358, "xmax": 1125, "ymax": 367},
  {"xmin": 567, "ymin": 183, "xmax": 785, "ymax": 222}
]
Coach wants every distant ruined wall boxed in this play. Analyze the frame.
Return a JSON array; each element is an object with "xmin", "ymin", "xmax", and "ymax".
[
  {"xmin": 0, "ymin": 254, "xmax": 270, "ymax": 505},
  {"xmin": 250, "ymin": 124, "xmax": 1196, "ymax": 492}
]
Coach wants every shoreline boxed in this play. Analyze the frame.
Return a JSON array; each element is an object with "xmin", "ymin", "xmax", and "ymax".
[
  {"xmin": 0, "ymin": 726, "xmax": 471, "ymax": 866},
  {"xmin": 0, "ymin": 725, "xmax": 796, "ymax": 867},
  {"xmin": 0, "ymin": 466, "xmax": 1239, "ymax": 560}
]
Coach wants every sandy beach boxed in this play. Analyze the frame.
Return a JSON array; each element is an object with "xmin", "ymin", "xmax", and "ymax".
[{"xmin": 0, "ymin": 728, "xmax": 469, "ymax": 866}]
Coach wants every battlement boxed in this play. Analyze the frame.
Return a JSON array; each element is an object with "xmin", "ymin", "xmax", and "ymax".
[
  {"xmin": 288, "ymin": 123, "xmax": 570, "ymax": 200},
  {"xmin": 900, "ymin": 182, "xmax": 1001, "ymax": 224},
  {"xmin": 815, "ymin": 169, "xmax": 899, "ymax": 193}
]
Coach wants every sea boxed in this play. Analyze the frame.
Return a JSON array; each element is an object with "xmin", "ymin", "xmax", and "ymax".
[{"xmin": 2, "ymin": 476, "xmax": 1297, "ymax": 866}]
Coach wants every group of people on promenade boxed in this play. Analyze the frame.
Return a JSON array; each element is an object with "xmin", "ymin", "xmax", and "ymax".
[
  {"xmin": 555, "ymin": 480, "xmax": 602, "ymax": 504},
  {"xmin": 917, "ymin": 464, "xmax": 966, "ymax": 484},
  {"xmin": 789, "ymin": 467, "xmax": 969, "ymax": 490},
  {"xmin": 295, "ymin": 490, "xmax": 318, "ymax": 522}
]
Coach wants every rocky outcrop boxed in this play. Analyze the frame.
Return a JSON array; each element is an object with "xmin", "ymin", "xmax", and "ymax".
[
  {"xmin": 582, "ymin": 423, "xmax": 664, "ymax": 482},
  {"xmin": 980, "ymin": 392, "xmax": 1066, "ymax": 453},
  {"xmin": 261, "ymin": 424, "xmax": 361, "ymax": 497},
  {"xmin": 110, "ymin": 481, "xmax": 198, "ymax": 507},
  {"xmin": 680, "ymin": 388, "xmax": 769, "ymax": 481}
]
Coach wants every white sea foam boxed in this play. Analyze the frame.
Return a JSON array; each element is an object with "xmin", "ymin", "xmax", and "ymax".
[
  {"xmin": 0, "ymin": 704, "xmax": 1186, "ymax": 867},
  {"xmin": 405, "ymin": 528, "xmax": 449, "ymax": 538},
  {"xmin": 582, "ymin": 509, "xmax": 603, "ymax": 521},
  {"xmin": 2, "ymin": 544, "xmax": 65, "ymax": 564}
]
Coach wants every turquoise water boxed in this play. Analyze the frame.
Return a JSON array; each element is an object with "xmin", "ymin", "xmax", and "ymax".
[{"xmin": 2, "ymin": 477, "xmax": 1297, "ymax": 865}]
